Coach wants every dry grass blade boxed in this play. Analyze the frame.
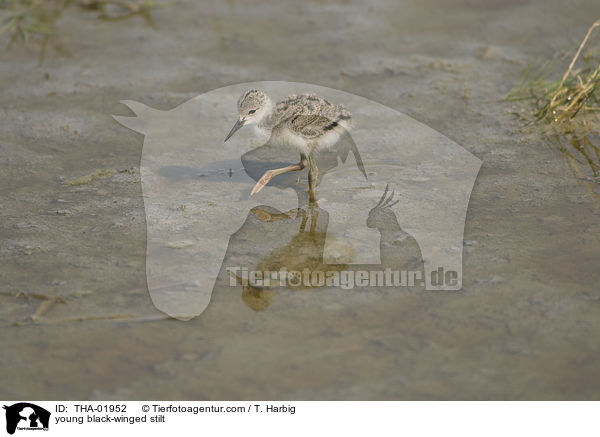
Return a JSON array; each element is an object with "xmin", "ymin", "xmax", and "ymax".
[
  {"xmin": 506, "ymin": 19, "xmax": 600, "ymax": 192},
  {"xmin": 552, "ymin": 20, "xmax": 600, "ymax": 103},
  {"xmin": 536, "ymin": 19, "xmax": 600, "ymax": 124},
  {"xmin": 506, "ymin": 19, "xmax": 600, "ymax": 126}
]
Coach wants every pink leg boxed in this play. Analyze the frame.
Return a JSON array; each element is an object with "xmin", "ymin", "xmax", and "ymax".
[{"xmin": 250, "ymin": 161, "xmax": 306, "ymax": 196}]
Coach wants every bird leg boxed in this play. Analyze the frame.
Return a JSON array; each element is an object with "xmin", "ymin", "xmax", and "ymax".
[
  {"xmin": 300, "ymin": 155, "xmax": 320, "ymax": 234},
  {"xmin": 297, "ymin": 156, "xmax": 319, "ymax": 233},
  {"xmin": 250, "ymin": 155, "xmax": 307, "ymax": 196},
  {"xmin": 308, "ymin": 155, "xmax": 318, "ymax": 204}
]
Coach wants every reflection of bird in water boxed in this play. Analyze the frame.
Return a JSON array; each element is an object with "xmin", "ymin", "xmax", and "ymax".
[
  {"xmin": 226, "ymin": 205, "xmax": 351, "ymax": 312},
  {"xmin": 224, "ymin": 90, "xmax": 365, "ymax": 204},
  {"xmin": 367, "ymin": 186, "xmax": 424, "ymax": 271},
  {"xmin": 225, "ymin": 186, "xmax": 424, "ymax": 312}
]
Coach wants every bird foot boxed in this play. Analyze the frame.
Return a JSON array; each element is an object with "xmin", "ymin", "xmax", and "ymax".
[{"xmin": 250, "ymin": 170, "xmax": 275, "ymax": 196}]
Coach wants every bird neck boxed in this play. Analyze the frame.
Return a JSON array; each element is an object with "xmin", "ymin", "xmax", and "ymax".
[{"xmin": 258, "ymin": 100, "xmax": 276, "ymax": 130}]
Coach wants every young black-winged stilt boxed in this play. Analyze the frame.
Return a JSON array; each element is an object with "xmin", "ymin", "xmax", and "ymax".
[{"xmin": 224, "ymin": 89, "xmax": 353, "ymax": 204}]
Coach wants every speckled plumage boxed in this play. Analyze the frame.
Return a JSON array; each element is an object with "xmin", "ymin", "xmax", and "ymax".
[
  {"xmin": 237, "ymin": 89, "xmax": 270, "ymax": 116},
  {"xmin": 272, "ymin": 93, "xmax": 352, "ymax": 136}
]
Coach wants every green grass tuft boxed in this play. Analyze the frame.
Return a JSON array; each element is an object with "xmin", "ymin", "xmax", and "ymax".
[{"xmin": 0, "ymin": 0, "xmax": 158, "ymax": 49}]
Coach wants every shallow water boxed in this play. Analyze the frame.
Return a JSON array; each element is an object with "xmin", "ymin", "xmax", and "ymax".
[{"xmin": 1, "ymin": 0, "xmax": 599, "ymax": 399}]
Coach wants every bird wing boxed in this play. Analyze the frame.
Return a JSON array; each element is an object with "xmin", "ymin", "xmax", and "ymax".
[{"xmin": 275, "ymin": 94, "xmax": 352, "ymax": 139}]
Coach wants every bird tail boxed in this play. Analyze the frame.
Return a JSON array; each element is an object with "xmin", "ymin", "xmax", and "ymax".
[{"xmin": 350, "ymin": 137, "xmax": 368, "ymax": 180}]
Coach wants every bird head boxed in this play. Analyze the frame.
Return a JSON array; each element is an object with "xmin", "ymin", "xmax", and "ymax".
[{"xmin": 224, "ymin": 89, "xmax": 272, "ymax": 142}]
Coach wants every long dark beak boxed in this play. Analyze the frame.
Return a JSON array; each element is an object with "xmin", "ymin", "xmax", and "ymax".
[{"xmin": 224, "ymin": 118, "xmax": 245, "ymax": 142}]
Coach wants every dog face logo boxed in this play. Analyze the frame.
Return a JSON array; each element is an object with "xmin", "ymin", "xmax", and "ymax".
[
  {"xmin": 3, "ymin": 403, "xmax": 50, "ymax": 435},
  {"xmin": 114, "ymin": 81, "xmax": 481, "ymax": 320}
]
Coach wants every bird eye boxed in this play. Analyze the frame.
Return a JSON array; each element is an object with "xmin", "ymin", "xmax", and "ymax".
[{"xmin": 248, "ymin": 109, "xmax": 256, "ymax": 114}]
